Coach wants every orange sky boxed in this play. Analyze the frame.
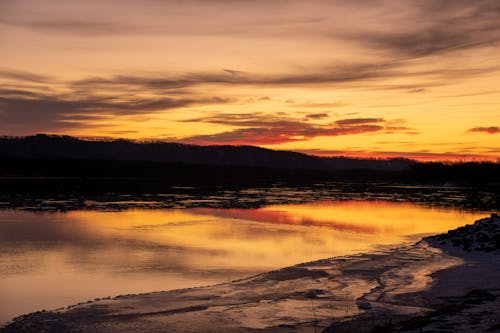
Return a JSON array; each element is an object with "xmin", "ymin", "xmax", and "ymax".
[{"xmin": 0, "ymin": 0, "xmax": 499, "ymax": 161}]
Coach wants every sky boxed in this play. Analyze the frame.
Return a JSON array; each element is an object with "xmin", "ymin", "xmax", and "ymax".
[{"xmin": 0, "ymin": 0, "xmax": 499, "ymax": 161}]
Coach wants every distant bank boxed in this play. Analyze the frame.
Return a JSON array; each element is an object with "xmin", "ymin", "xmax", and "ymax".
[{"xmin": 0, "ymin": 134, "xmax": 498, "ymax": 187}]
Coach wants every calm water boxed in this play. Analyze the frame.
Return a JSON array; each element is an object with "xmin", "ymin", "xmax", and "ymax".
[{"xmin": 0, "ymin": 200, "xmax": 489, "ymax": 324}]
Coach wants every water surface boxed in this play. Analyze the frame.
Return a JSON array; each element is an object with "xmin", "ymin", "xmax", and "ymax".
[{"xmin": 0, "ymin": 200, "xmax": 488, "ymax": 324}]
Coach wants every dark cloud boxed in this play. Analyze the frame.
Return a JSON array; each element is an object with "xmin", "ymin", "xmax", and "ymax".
[
  {"xmin": 335, "ymin": 118, "xmax": 383, "ymax": 125},
  {"xmin": 346, "ymin": 1, "xmax": 500, "ymax": 60},
  {"xmin": 0, "ymin": 70, "xmax": 52, "ymax": 83},
  {"xmin": 407, "ymin": 88, "xmax": 425, "ymax": 94},
  {"xmin": 4, "ymin": 0, "xmax": 499, "ymax": 61},
  {"xmin": 305, "ymin": 113, "xmax": 329, "ymax": 120},
  {"xmin": 0, "ymin": 88, "xmax": 41, "ymax": 98},
  {"xmin": 0, "ymin": 63, "xmax": 422, "ymax": 137},
  {"xmin": 183, "ymin": 125, "xmax": 384, "ymax": 145},
  {"xmin": 65, "ymin": 61, "xmax": 496, "ymax": 95},
  {"xmin": 467, "ymin": 126, "xmax": 500, "ymax": 134},
  {"xmin": 70, "ymin": 63, "xmax": 400, "ymax": 90},
  {"xmin": 3, "ymin": 65, "xmax": 417, "ymax": 135},
  {"xmin": 180, "ymin": 113, "xmax": 409, "ymax": 145},
  {"xmin": 0, "ymin": 88, "xmax": 231, "ymax": 132},
  {"xmin": 355, "ymin": 27, "xmax": 493, "ymax": 60}
]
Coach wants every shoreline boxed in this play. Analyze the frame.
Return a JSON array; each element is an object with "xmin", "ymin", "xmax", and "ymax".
[{"xmin": 2, "ymin": 216, "xmax": 499, "ymax": 333}]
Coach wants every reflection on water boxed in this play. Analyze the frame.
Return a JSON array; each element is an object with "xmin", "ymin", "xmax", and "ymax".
[{"xmin": 0, "ymin": 201, "xmax": 488, "ymax": 324}]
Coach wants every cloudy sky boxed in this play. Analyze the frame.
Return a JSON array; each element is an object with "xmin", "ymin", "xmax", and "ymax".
[{"xmin": 1, "ymin": 0, "xmax": 499, "ymax": 160}]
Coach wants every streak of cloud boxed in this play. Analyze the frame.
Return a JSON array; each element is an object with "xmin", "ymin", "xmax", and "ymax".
[
  {"xmin": 467, "ymin": 126, "xmax": 500, "ymax": 134},
  {"xmin": 0, "ymin": 88, "xmax": 231, "ymax": 132},
  {"xmin": 180, "ymin": 113, "xmax": 411, "ymax": 145},
  {"xmin": 305, "ymin": 113, "xmax": 329, "ymax": 120},
  {"xmin": 335, "ymin": 118, "xmax": 383, "ymax": 125}
]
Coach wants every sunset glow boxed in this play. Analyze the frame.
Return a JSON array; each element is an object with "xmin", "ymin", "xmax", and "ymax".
[
  {"xmin": 0, "ymin": 201, "xmax": 487, "ymax": 322},
  {"xmin": 1, "ymin": 1, "xmax": 499, "ymax": 160}
]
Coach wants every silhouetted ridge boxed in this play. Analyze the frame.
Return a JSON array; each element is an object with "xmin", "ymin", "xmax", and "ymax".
[{"xmin": 0, "ymin": 134, "xmax": 412, "ymax": 171}]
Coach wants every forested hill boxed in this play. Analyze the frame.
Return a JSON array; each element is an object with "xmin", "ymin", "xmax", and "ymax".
[{"xmin": 0, "ymin": 134, "xmax": 412, "ymax": 171}]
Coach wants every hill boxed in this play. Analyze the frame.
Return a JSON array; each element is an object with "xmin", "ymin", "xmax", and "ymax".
[{"xmin": 0, "ymin": 134, "xmax": 412, "ymax": 171}]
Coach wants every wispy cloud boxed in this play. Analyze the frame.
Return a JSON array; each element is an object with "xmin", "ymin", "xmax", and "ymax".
[
  {"xmin": 304, "ymin": 113, "xmax": 329, "ymax": 120},
  {"xmin": 70, "ymin": 63, "xmax": 401, "ymax": 89},
  {"xmin": 0, "ymin": 70, "xmax": 52, "ymax": 83},
  {"xmin": 467, "ymin": 126, "xmax": 500, "ymax": 134},
  {"xmin": 0, "ymin": 87, "xmax": 231, "ymax": 132},
  {"xmin": 335, "ymin": 118, "xmax": 383, "ymax": 125},
  {"xmin": 179, "ymin": 113, "xmax": 413, "ymax": 145},
  {"xmin": 4, "ymin": 1, "xmax": 500, "ymax": 53},
  {"xmin": 0, "ymin": 63, "xmax": 424, "ymax": 135}
]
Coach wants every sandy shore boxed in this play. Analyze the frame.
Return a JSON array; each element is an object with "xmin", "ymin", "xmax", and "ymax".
[{"xmin": 2, "ymin": 216, "xmax": 499, "ymax": 333}]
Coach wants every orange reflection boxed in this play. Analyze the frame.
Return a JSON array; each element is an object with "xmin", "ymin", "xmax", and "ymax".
[
  {"xmin": 0, "ymin": 202, "xmax": 488, "ymax": 324},
  {"xmin": 62, "ymin": 201, "xmax": 486, "ymax": 270},
  {"xmin": 192, "ymin": 201, "xmax": 484, "ymax": 236}
]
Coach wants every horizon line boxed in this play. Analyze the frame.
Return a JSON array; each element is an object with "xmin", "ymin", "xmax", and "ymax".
[{"xmin": 1, "ymin": 133, "xmax": 499, "ymax": 163}]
